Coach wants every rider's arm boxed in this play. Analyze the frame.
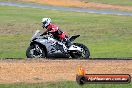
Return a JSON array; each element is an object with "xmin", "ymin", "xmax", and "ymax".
[{"xmin": 40, "ymin": 29, "xmax": 48, "ymax": 36}]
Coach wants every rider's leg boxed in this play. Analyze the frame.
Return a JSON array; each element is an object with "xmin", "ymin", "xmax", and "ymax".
[{"xmin": 58, "ymin": 33, "xmax": 72, "ymax": 48}]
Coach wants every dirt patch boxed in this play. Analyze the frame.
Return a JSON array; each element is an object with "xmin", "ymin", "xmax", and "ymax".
[
  {"xmin": 22, "ymin": 0, "xmax": 132, "ymax": 11},
  {"xmin": 0, "ymin": 59, "xmax": 132, "ymax": 84},
  {"xmin": 22, "ymin": 0, "xmax": 84, "ymax": 7}
]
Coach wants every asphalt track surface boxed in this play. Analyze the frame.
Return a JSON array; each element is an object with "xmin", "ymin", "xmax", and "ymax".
[{"xmin": 0, "ymin": 2, "xmax": 132, "ymax": 16}]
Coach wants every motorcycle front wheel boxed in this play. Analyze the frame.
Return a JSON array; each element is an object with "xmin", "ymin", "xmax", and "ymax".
[{"xmin": 26, "ymin": 44, "xmax": 46, "ymax": 58}]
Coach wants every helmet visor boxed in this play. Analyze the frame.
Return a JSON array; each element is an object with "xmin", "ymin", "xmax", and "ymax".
[
  {"xmin": 42, "ymin": 21, "xmax": 47, "ymax": 28},
  {"xmin": 42, "ymin": 21, "xmax": 46, "ymax": 25}
]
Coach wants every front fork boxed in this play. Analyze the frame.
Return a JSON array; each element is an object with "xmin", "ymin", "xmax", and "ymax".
[
  {"xmin": 35, "ymin": 44, "xmax": 39, "ymax": 50},
  {"xmin": 34, "ymin": 44, "xmax": 42, "ymax": 53}
]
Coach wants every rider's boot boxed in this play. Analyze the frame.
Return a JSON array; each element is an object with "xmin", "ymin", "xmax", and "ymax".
[{"xmin": 65, "ymin": 39, "xmax": 72, "ymax": 48}]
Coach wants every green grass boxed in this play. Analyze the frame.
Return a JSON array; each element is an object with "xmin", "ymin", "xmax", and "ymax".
[
  {"xmin": 0, "ymin": 5, "xmax": 132, "ymax": 58},
  {"xmin": 82, "ymin": 0, "xmax": 132, "ymax": 6},
  {"xmin": 0, "ymin": 81, "xmax": 132, "ymax": 88}
]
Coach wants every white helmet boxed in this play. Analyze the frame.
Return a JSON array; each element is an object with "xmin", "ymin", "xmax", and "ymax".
[{"xmin": 42, "ymin": 18, "xmax": 51, "ymax": 28}]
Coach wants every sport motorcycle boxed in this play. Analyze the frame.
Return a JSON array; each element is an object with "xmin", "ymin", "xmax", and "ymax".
[{"xmin": 26, "ymin": 30, "xmax": 90, "ymax": 59}]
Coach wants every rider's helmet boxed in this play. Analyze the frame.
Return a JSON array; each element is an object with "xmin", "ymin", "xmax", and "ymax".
[{"xmin": 42, "ymin": 18, "xmax": 51, "ymax": 28}]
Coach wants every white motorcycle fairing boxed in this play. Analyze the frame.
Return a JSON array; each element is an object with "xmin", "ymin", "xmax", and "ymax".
[{"xmin": 68, "ymin": 45, "xmax": 83, "ymax": 52}]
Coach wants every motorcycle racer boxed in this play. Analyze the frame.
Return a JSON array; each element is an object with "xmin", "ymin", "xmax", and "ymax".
[{"xmin": 41, "ymin": 18, "xmax": 71, "ymax": 48}]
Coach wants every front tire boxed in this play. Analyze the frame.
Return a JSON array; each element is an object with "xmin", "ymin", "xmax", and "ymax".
[
  {"xmin": 26, "ymin": 44, "xmax": 46, "ymax": 58},
  {"xmin": 70, "ymin": 43, "xmax": 90, "ymax": 59}
]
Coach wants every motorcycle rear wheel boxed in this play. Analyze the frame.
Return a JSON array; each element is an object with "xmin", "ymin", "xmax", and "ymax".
[{"xmin": 70, "ymin": 43, "xmax": 90, "ymax": 59}]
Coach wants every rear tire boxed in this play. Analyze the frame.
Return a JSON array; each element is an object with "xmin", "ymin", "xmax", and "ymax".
[
  {"xmin": 70, "ymin": 43, "xmax": 90, "ymax": 59},
  {"xmin": 26, "ymin": 44, "xmax": 46, "ymax": 58}
]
